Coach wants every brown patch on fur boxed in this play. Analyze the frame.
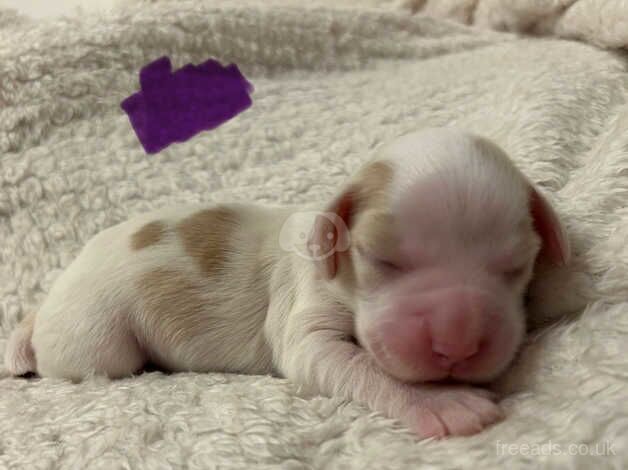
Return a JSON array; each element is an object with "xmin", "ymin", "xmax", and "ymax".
[
  {"xmin": 177, "ymin": 207, "xmax": 239, "ymax": 276},
  {"xmin": 335, "ymin": 161, "xmax": 397, "ymax": 292},
  {"xmin": 347, "ymin": 160, "xmax": 394, "ymax": 218},
  {"xmin": 131, "ymin": 221, "xmax": 167, "ymax": 250}
]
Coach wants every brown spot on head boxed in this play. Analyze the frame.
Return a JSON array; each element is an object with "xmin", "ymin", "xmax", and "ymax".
[
  {"xmin": 177, "ymin": 207, "xmax": 239, "ymax": 276},
  {"xmin": 339, "ymin": 160, "xmax": 398, "ymax": 293},
  {"xmin": 131, "ymin": 221, "xmax": 167, "ymax": 250},
  {"xmin": 346, "ymin": 160, "xmax": 394, "ymax": 224},
  {"xmin": 309, "ymin": 160, "xmax": 395, "ymax": 283},
  {"xmin": 343, "ymin": 159, "xmax": 397, "ymax": 262}
]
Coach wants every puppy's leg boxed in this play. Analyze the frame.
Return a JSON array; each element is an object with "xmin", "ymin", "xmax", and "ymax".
[
  {"xmin": 4, "ymin": 312, "xmax": 37, "ymax": 375},
  {"xmin": 278, "ymin": 307, "xmax": 503, "ymax": 438},
  {"xmin": 32, "ymin": 306, "xmax": 146, "ymax": 381}
]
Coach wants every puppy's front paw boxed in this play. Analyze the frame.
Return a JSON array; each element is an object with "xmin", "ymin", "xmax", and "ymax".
[{"xmin": 401, "ymin": 387, "xmax": 503, "ymax": 439}]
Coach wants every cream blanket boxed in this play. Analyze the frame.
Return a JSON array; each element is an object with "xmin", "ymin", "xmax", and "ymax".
[
  {"xmin": 403, "ymin": 0, "xmax": 628, "ymax": 50},
  {"xmin": 1, "ymin": 1, "xmax": 627, "ymax": 468}
]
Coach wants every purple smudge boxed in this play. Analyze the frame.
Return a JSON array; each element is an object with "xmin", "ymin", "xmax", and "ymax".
[{"xmin": 121, "ymin": 56, "xmax": 253, "ymax": 154}]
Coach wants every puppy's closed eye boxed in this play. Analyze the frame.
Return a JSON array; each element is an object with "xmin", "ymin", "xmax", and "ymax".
[
  {"xmin": 357, "ymin": 244, "xmax": 403, "ymax": 273},
  {"xmin": 501, "ymin": 265, "xmax": 528, "ymax": 283},
  {"xmin": 373, "ymin": 257, "xmax": 402, "ymax": 272}
]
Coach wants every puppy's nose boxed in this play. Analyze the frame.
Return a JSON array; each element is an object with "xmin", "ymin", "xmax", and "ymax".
[
  {"xmin": 431, "ymin": 340, "xmax": 479, "ymax": 366},
  {"xmin": 425, "ymin": 291, "xmax": 486, "ymax": 367}
]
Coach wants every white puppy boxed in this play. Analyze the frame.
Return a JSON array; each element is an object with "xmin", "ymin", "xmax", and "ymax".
[{"xmin": 5, "ymin": 128, "xmax": 569, "ymax": 438}]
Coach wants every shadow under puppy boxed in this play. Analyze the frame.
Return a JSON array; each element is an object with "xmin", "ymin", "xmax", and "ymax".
[{"xmin": 5, "ymin": 127, "xmax": 569, "ymax": 439}]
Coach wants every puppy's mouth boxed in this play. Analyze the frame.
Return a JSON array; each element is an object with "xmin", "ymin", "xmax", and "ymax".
[{"xmin": 363, "ymin": 327, "xmax": 506, "ymax": 384}]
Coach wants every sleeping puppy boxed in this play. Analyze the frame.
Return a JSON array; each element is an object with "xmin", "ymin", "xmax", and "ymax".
[{"xmin": 4, "ymin": 128, "xmax": 569, "ymax": 438}]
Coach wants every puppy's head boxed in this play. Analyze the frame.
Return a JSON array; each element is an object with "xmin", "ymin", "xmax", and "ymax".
[{"xmin": 309, "ymin": 128, "xmax": 569, "ymax": 384}]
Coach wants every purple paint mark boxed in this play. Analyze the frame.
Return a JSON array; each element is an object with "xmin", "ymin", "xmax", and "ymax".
[{"xmin": 121, "ymin": 56, "xmax": 253, "ymax": 154}]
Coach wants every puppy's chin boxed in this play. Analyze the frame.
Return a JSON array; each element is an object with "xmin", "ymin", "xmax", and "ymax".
[{"xmin": 357, "ymin": 308, "xmax": 526, "ymax": 385}]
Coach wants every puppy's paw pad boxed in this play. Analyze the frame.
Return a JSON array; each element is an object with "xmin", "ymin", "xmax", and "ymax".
[{"xmin": 404, "ymin": 388, "xmax": 503, "ymax": 438}]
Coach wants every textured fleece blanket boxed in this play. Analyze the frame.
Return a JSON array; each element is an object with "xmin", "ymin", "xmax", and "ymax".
[
  {"xmin": 1, "ymin": 1, "xmax": 627, "ymax": 468},
  {"xmin": 402, "ymin": 0, "xmax": 628, "ymax": 50}
]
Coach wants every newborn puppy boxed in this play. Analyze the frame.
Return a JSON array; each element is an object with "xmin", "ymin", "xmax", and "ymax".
[{"xmin": 5, "ymin": 128, "xmax": 569, "ymax": 438}]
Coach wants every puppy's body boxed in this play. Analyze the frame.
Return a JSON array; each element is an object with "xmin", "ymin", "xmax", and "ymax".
[
  {"xmin": 25, "ymin": 204, "xmax": 292, "ymax": 378},
  {"xmin": 5, "ymin": 128, "xmax": 569, "ymax": 438}
]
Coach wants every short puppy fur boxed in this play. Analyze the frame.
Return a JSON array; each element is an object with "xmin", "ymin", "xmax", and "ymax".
[{"xmin": 5, "ymin": 128, "xmax": 569, "ymax": 438}]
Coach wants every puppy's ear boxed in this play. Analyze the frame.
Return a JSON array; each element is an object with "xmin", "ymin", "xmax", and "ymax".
[
  {"xmin": 308, "ymin": 160, "xmax": 394, "ymax": 280},
  {"xmin": 529, "ymin": 185, "xmax": 570, "ymax": 266},
  {"xmin": 307, "ymin": 191, "xmax": 353, "ymax": 280}
]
